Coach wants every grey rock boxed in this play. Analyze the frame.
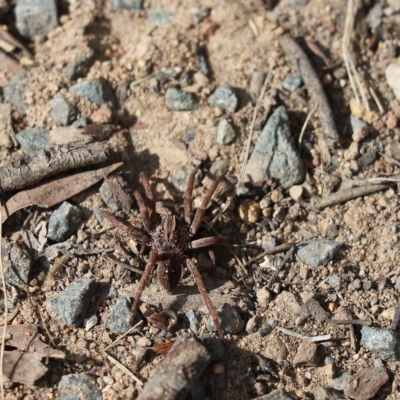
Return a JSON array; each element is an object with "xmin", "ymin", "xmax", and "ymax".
[
  {"xmin": 3, "ymin": 73, "xmax": 29, "ymax": 109},
  {"xmin": 208, "ymin": 86, "xmax": 238, "ymax": 112},
  {"xmin": 244, "ymin": 106, "xmax": 304, "ymax": 189},
  {"xmin": 210, "ymin": 159, "xmax": 229, "ymax": 176},
  {"xmin": 327, "ymin": 275, "xmax": 341, "ymax": 288},
  {"xmin": 58, "ymin": 372, "xmax": 102, "ymax": 400},
  {"xmin": 147, "ymin": 9, "xmax": 174, "ymax": 25},
  {"xmin": 69, "ymin": 78, "xmax": 116, "ymax": 109},
  {"xmin": 198, "ymin": 51, "xmax": 210, "ymax": 77},
  {"xmin": 65, "ymin": 49, "xmax": 94, "ymax": 81},
  {"xmin": 183, "ymin": 309, "xmax": 203, "ymax": 333},
  {"xmin": 47, "ymin": 202, "xmax": 82, "ymax": 242},
  {"xmin": 217, "ymin": 119, "xmax": 235, "ymax": 145},
  {"xmin": 72, "ymin": 117, "xmax": 89, "ymax": 128},
  {"xmin": 49, "ymin": 96, "xmax": 77, "ymax": 126},
  {"xmin": 46, "ymin": 279, "xmax": 97, "ymax": 327},
  {"xmin": 296, "ymin": 239, "xmax": 342, "ymax": 268},
  {"xmin": 200, "ymin": 333, "xmax": 229, "ymax": 361},
  {"xmin": 367, "ymin": 2, "xmax": 382, "ymax": 30},
  {"xmin": 283, "ymin": 72, "xmax": 302, "ymax": 92},
  {"xmin": 171, "ymin": 165, "xmax": 191, "ymax": 191},
  {"xmin": 15, "ymin": 0, "xmax": 58, "ymax": 40},
  {"xmin": 386, "ymin": 62, "xmax": 400, "ymax": 101},
  {"xmin": 182, "ymin": 127, "xmax": 196, "ymax": 143},
  {"xmin": 361, "ymin": 326, "xmax": 400, "ymax": 361},
  {"xmin": 112, "ymin": 0, "xmax": 143, "ymax": 11},
  {"xmin": 106, "ymin": 297, "xmax": 136, "ymax": 333},
  {"xmin": 165, "ymin": 87, "xmax": 199, "ymax": 111},
  {"xmin": 3, "ymin": 243, "xmax": 33, "ymax": 289},
  {"xmin": 346, "ymin": 115, "xmax": 368, "ymax": 135},
  {"xmin": 17, "ymin": 128, "xmax": 50, "ymax": 152},
  {"xmin": 99, "ymin": 181, "xmax": 122, "ymax": 212},
  {"xmin": 207, "ymin": 303, "xmax": 245, "ymax": 335}
]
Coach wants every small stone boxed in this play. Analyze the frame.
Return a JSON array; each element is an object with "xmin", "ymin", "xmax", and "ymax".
[
  {"xmin": 69, "ymin": 78, "xmax": 116, "ymax": 109},
  {"xmin": 386, "ymin": 113, "xmax": 398, "ymax": 129},
  {"xmin": 208, "ymin": 86, "xmax": 238, "ymax": 112},
  {"xmin": 283, "ymin": 72, "xmax": 302, "ymax": 92},
  {"xmin": 216, "ymin": 119, "xmax": 235, "ymax": 145},
  {"xmin": 65, "ymin": 49, "xmax": 95, "ymax": 81},
  {"xmin": 49, "ymin": 96, "xmax": 77, "ymax": 126},
  {"xmin": 147, "ymin": 9, "xmax": 174, "ymax": 25},
  {"xmin": 380, "ymin": 307, "xmax": 396, "ymax": 321},
  {"xmin": 262, "ymin": 336, "xmax": 288, "ymax": 364},
  {"xmin": 3, "ymin": 73, "xmax": 29, "ymax": 109},
  {"xmin": 270, "ymin": 189, "xmax": 284, "ymax": 203},
  {"xmin": 45, "ymin": 279, "xmax": 97, "ymax": 327},
  {"xmin": 112, "ymin": 0, "xmax": 143, "ymax": 11},
  {"xmin": 298, "ymin": 298, "xmax": 330, "ymax": 322},
  {"xmin": 289, "ymin": 185, "xmax": 303, "ymax": 201},
  {"xmin": 3, "ymin": 242, "xmax": 33, "ymax": 290},
  {"xmin": 272, "ymin": 206, "xmax": 287, "ymax": 221},
  {"xmin": 296, "ymin": 239, "xmax": 342, "ymax": 268},
  {"xmin": 106, "ymin": 297, "xmax": 138, "ymax": 333},
  {"xmin": 292, "ymin": 341, "xmax": 320, "ymax": 367},
  {"xmin": 183, "ymin": 309, "xmax": 203, "ymax": 333},
  {"xmin": 58, "ymin": 372, "xmax": 101, "ymax": 400},
  {"xmin": 210, "ymin": 159, "xmax": 230, "ymax": 177},
  {"xmin": 246, "ymin": 315, "xmax": 260, "ymax": 334},
  {"xmin": 238, "ymin": 199, "xmax": 260, "ymax": 224},
  {"xmin": 256, "ymin": 287, "xmax": 271, "ymax": 308},
  {"xmin": 91, "ymin": 105, "xmax": 113, "ymax": 124},
  {"xmin": 361, "ymin": 326, "xmax": 400, "ymax": 361},
  {"xmin": 16, "ymin": 0, "xmax": 58, "ymax": 40},
  {"xmin": 47, "ymin": 202, "xmax": 82, "ymax": 242},
  {"xmin": 343, "ymin": 141, "xmax": 359, "ymax": 160},
  {"xmin": 137, "ymin": 336, "xmax": 152, "ymax": 347},
  {"xmin": 344, "ymin": 367, "xmax": 388, "ymax": 400},
  {"xmin": 17, "ymin": 128, "xmax": 50, "ymax": 152},
  {"xmin": 207, "ymin": 303, "xmax": 245, "ymax": 335},
  {"xmin": 386, "ymin": 142, "xmax": 400, "ymax": 160},
  {"xmin": 386, "ymin": 61, "xmax": 400, "ymax": 101},
  {"xmin": 165, "ymin": 87, "xmax": 199, "ymax": 111},
  {"xmin": 182, "ymin": 127, "xmax": 196, "ymax": 143}
]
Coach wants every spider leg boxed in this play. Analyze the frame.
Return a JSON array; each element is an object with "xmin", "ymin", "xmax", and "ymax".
[
  {"xmin": 184, "ymin": 170, "xmax": 197, "ymax": 225},
  {"xmin": 130, "ymin": 250, "xmax": 159, "ymax": 321},
  {"xmin": 183, "ymin": 255, "xmax": 224, "ymax": 340},
  {"xmin": 189, "ymin": 175, "xmax": 225, "ymax": 236},
  {"xmin": 134, "ymin": 190, "xmax": 152, "ymax": 233},
  {"xmin": 189, "ymin": 236, "xmax": 229, "ymax": 249},
  {"xmin": 139, "ymin": 173, "xmax": 158, "ymax": 228}
]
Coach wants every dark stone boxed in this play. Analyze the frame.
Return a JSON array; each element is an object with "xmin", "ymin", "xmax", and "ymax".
[
  {"xmin": 47, "ymin": 202, "xmax": 82, "ymax": 242},
  {"xmin": 207, "ymin": 303, "xmax": 245, "ymax": 335},
  {"xmin": 296, "ymin": 239, "xmax": 342, "ymax": 268},
  {"xmin": 58, "ymin": 372, "xmax": 102, "ymax": 400},
  {"xmin": 3, "ymin": 73, "xmax": 29, "ymax": 110},
  {"xmin": 147, "ymin": 9, "xmax": 174, "ymax": 25},
  {"xmin": 208, "ymin": 86, "xmax": 238, "ymax": 112},
  {"xmin": 49, "ymin": 96, "xmax": 77, "ymax": 126},
  {"xmin": 200, "ymin": 333, "xmax": 229, "ymax": 361},
  {"xmin": 182, "ymin": 127, "xmax": 196, "ymax": 143},
  {"xmin": 292, "ymin": 342, "xmax": 320, "ymax": 367},
  {"xmin": 15, "ymin": 0, "xmax": 58, "ymax": 40},
  {"xmin": 17, "ymin": 128, "xmax": 50, "ymax": 152},
  {"xmin": 165, "ymin": 87, "xmax": 199, "ymax": 111},
  {"xmin": 69, "ymin": 78, "xmax": 116, "ymax": 109},
  {"xmin": 45, "ymin": 279, "xmax": 97, "ymax": 327},
  {"xmin": 65, "ymin": 49, "xmax": 95, "ymax": 81}
]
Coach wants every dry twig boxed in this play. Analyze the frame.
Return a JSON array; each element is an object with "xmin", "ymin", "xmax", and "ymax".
[{"xmin": 276, "ymin": 327, "xmax": 331, "ymax": 343}]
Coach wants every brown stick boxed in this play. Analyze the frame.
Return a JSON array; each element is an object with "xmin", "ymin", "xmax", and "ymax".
[
  {"xmin": 279, "ymin": 34, "xmax": 339, "ymax": 147},
  {"xmin": 137, "ymin": 336, "xmax": 211, "ymax": 400},
  {"xmin": 317, "ymin": 184, "xmax": 389, "ymax": 209},
  {"xmin": 0, "ymin": 141, "xmax": 110, "ymax": 193}
]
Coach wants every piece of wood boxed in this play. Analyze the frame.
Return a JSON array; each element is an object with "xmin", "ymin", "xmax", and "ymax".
[
  {"xmin": 0, "ymin": 141, "xmax": 110, "ymax": 194},
  {"xmin": 137, "ymin": 336, "xmax": 211, "ymax": 400},
  {"xmin": 2, "ymin": 162, "xmax": 123, "ymax": 222},
  {"xmin": 279, "ymin": 34, "xmax": 339, "ymax": 148}
]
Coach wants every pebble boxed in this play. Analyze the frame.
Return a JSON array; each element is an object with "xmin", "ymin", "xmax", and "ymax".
[
  {"xmin": 3, "ymin": 73, "xmax": 29, "ymax": 109},
  {"xmin": 292, "ymin": 342, "xmax": 320, "ymax": 367},
  {"xmin": 15, "ymin": 0, "xmax": 58, "ymax": 40},
  {"xmin": 210, "ymin": 159, "xmax": 229, "ymax": 176},
  {"xmin": 137, "ymin": 336, "xmax": 152, "ymax": 347},
  {"xmin": 244, "ymin": 106, "xmax": 304, "ymax": 189},
  {"xmin": 360, "ymin": 326, "xmax": 400, "ymax": 361},
  {"xmin": 165, "ymin": 87, "xmax": 199, "ymax": 111},
  {"xmin": 147, "ymin": 9, "xmax": 174, "ymax": 25},
  {"xmin": 256, "ymin": 287, "xmax": 271, "ymax": 308},
  {"xmin": 386, "ymin": 61, "xmax": 400, "ymax": 101},
  {"xmin": 65, "ymin": 49, "xmax": 95, "ymax": 81},
  {"xmin": 207, "ymin": 303, "xmax": 245, "ymax": 335},
  {"xmin": 112, "ymin": 0, "xmax": 143, "ymax": 11},
  {"xmin": 99, "ymin": 180, "xmax": 125, "ymax": 212},
  {"xmin": 343, "ymin": 141, "xmax": 359, "ymax": 160},
  {"xmin": 245, "ymin": 315, "xmax": 260, "ymax": 334},
  {"xmin": 238, "ymin": 199, "xmax": 260, "ymax": 224},
  {"xmin": 183, "ymin": 309, "xmax": 203, "ymax": 333},
  {"xmin": 58, "ymin": 372, "xmax": 102, "ymax": 400},
  {"xmin": 344, "ymin": 367, "xmax": 388, "ymax": 400},
  {"xmin": 17, "ymin": 128, "xmax": 50, "ymax": 152},
  {"xmin": 171, "ymin": 165, "xmax": 191, "ymax": 191},
  {"xmin": 208, "ymin": 86, "xmax": 238, "ymax": 112},
  {"xmin": 288, "ymin": 185, "xmax": 303, "ymax": 201},
  {"xmin": 282, "ymin": 72, "xmax": 302, "ymax": 92},
  {"xmin": 4, "ymin": 243, "xmax": 33, "ymax": 289},
  {"xmin": 69, "ymin": 78, "xmax": 116, "ymax": 109},
  {"xmin": 182, "ymin": 127, "xmax": 196, "ymax": 142},
  {"xmin": 91, "ymin": 105, "xmax": 113, "ymax": 124},
  {"xmin": 216, "ymin": 119, "xmax": 235, "ymax": 145},
  {"xmin": 295, "ymin": 239, "xmax": 342, "ymax": 268},
  {"xmin": 45, "ymin": 279, "xmax": 97, "ymax": 327},
  {"xmin": 49, "ymin": 96, "xmax": 77, "ymax": 126},
  {"xmin": 106, "ymin": 297, "xmax": 138, "ymax": 333},
  {"xmin": 47, "ymin": 202, "xmax": 82, "ymax": 242}
]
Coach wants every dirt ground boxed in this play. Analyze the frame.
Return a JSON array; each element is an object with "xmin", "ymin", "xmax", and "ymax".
[{"xmin": 1, "ymin": 0, "xmax": 400, "ymax": 399}]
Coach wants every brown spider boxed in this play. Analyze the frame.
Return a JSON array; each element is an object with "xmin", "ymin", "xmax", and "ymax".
[{"xmin": 103, "ymin": 170, "xmax": 228, "ymax": 340}]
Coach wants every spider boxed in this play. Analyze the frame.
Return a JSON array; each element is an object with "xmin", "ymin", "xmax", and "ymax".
[{"xmin": 103, "ymin": 170, "xmax": 229, "ymax": 340}]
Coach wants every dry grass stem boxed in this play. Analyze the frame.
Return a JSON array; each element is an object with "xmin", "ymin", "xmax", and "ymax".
[{"xmin": 104, "ymin": 353, "xmax": 143, "ymax": 388}]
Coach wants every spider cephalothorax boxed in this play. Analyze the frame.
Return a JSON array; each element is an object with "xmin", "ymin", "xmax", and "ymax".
[{"xmin": 103, "ymin": 170, "xmax": 228, "ymax": 340}]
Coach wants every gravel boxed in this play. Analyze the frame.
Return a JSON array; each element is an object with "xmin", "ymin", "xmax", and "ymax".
[{"xmin": 47, "ymin": 202, "xmax": 82, "ymax": 242}]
